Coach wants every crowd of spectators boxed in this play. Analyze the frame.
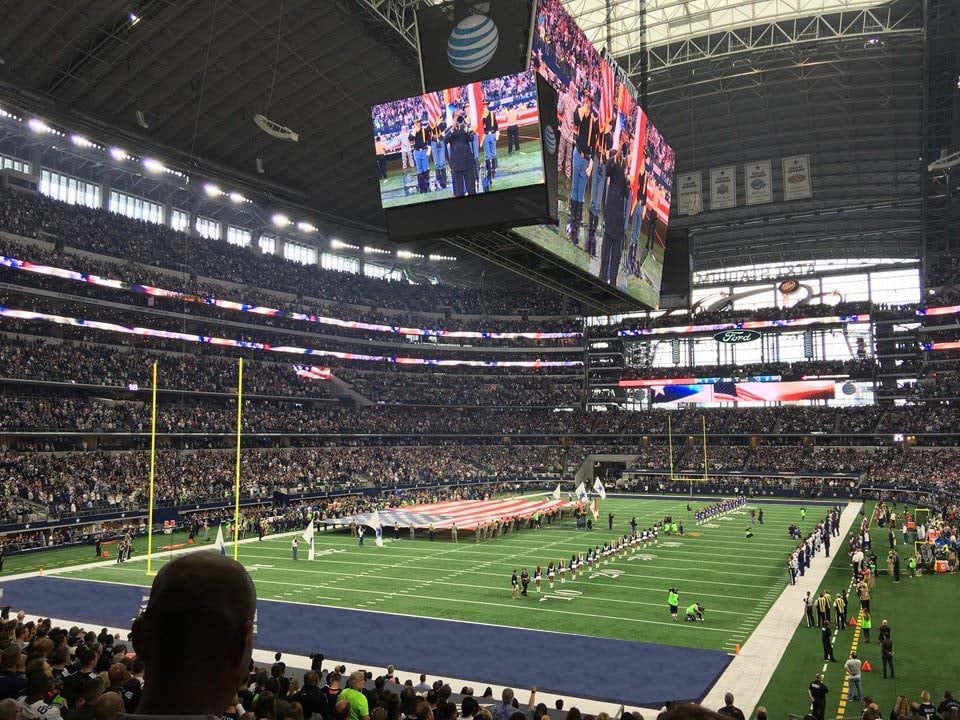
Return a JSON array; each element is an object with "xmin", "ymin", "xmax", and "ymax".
[{"xmin": 0, "ymin": 189, "xmax": 572, "ymax": 315}]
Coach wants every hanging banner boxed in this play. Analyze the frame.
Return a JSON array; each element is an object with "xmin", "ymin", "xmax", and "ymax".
[
  {"xmin": 709, "ymin": 166, "xmax": 736, "ymax": 210},
  {"xmin": 677, "ymin": 171, "xmax": 702, "ymax": 216},
  {"xmin": 744, "ymin": 160, "xmax": 772, "ymax": 205},
  {"xmin": 782, "ymin": 154, "xmax": 812, "ymax": 200}
]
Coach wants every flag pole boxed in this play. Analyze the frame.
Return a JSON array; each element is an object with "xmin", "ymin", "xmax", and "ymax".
[
  {"xmin": 700, "ymin": 414, "xmax": 708, "ymax": 496},
  {"xmin": 667, "ymin": 414, "xmax": 675, "ymax": 483},
  {"xmin": 232, "ymin": 358, "xmax": 244, "ymax": 561},
  {"xmin": 146, "ymin": 361, "xmax": 158, "ymax": 576}
]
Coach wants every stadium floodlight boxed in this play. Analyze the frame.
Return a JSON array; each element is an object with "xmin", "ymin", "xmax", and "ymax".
[
  {"xmin": 271, "ymin": 213, "xmax": 290, "ymax": 227},
  {"xmin": 129, "ymin": 12, "xmax": 141, "ymax": 24},
  {"xmin": 28, "ymin": 118, "xmax": 52, "ymax": 134},
  {"xmin": 364, "ymin": 246, "xmax": 391, "ymax": 255},
  {"xmin": 109, "ymin": 147, "xmax": 129, "ymax": 161},
  {"xmin": 142, "ymin": 158, "xmax": 165, "ymax": 174},
  {"xmin": 428, "ymin": 254, "xmax": 456, "ymax": 261},
  {"xmin": 297, "ymin": 222, "xmax": 316, "ymax": 233},
  {"xmin": 228, "ymin": 192, "xmax": 247, "ymax": 204},
  {"xmin": 71, "ymin": 134, "xmax": 94, "ymax": 148},
  {"xmin": 397, "ymin": 250, "xmax": 424, "ymax": 259},
  {"xmin": 254, "ymin": 114, "xmax": 299, "ymax": 142},
  {"xmin": 203, "ymin": 183, "xmax": 222, "ymax": 197}
]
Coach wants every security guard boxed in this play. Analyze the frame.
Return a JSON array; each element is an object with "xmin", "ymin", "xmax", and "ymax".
[
  {"xmin": 430, "ymin": 117, "xmax": 448, "ymax": 190},
  {"xmin": 446, "ymin": 114, "xmax": 477, "ymax": 197},
  {"xmin": 569, "ymin": 90, "xmax": 600, "ymax": 247},
  {"xmin": 481, "ymin": 100, "xmax": 500, "ymax": 183},
  {"xmin": 409, "ymin": 116, "xmax": 432, "ymax": 193},
  {"xmin": 816, "ymin": 591, "xmax": 830, "ymax": 626},
  {"xmin": 834, "ymin": 590, "xmax": 848, "ymax": 630}
]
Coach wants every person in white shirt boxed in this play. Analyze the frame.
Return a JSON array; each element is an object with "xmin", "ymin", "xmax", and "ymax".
[
  {"xmin": 18, "ymin": 673, "xmax": 61, "ymax": 720},
  {"xmin": 844, "ymin": 651, "xmax": 863, "ymax": 702}
]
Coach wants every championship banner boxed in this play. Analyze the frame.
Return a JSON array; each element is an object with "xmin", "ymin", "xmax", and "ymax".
[
  {"xmin": 782, "ymin": 154, "xmax": 812, "ymax": 200},
  {"xmin": 710, "ymin": 166, "xmax": 736, "ymax": 210},
  {"xmin": 677, "ymin": 171, "xmax": 702, "ymax": 215},
  {"xmin": 744, "ymin": 160, "xmax": 772, "ymax": 205}
]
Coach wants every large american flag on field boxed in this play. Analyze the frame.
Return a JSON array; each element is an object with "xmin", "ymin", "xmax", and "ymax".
[
  {"xmin": 422, "ymin": 92, "xmax": 444, "ymax": 125},
  {"xmin": 321, "ymin": 497, "xmax": 567, "ymax": 532}
]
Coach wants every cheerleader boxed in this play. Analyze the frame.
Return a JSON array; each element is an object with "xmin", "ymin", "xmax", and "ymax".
[
  {"xmin": 534, "ymin": 565, "xmax": 542, "ymax": 593},
  {"xmin": 558, "ymin": 557, "xmax": 566, "ymax": 583},
  {"xmin": 547, "ymin": 561, "xmax": 555, "ymax": 589},
  {"xmin": 579, "ymin": 552, "xmax": 585, "ymax": 574},
  {"xmin": 570, "ymin": 553, "xmax": 578, "ymax": 579}
]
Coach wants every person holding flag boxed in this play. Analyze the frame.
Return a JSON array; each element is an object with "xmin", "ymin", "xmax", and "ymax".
[
  {"xmin": 215, "ymin": 523, "xmax": 226, "ymax": 556},
  {"xmin": 369, "ymin": 510, "xmax": 384, "ymax": 547},
  {"xmin": 303, "ymin": 519, "xmax": 316, "ymax": 561}
]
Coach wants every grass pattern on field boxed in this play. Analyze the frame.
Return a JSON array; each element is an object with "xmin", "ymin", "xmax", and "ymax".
[{"xmin": 60, "ymin": 499, "xmax": 813, "ymax": 651}]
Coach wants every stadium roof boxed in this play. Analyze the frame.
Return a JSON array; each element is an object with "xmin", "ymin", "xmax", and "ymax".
[{"xmin": 566, "ymin": 0, "xmax": 893, "ymax": 54}]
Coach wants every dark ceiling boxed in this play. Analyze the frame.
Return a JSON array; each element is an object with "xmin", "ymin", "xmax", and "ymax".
[{"xmin": 0, "ymin": 0, "xmax": 419, "ymax": 228}]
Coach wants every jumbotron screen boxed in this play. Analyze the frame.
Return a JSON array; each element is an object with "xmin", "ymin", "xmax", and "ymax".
[
  {"xmin": 514, "ymin": 0, "xmax": 676, "ymax": 308},
  {"xmin": 372, "ymin": 70, "xmax": 544, "ymax": 210}
]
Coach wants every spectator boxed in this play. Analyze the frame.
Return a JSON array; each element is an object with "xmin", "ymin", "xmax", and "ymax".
[{"xmin": 130, "ymin": 553, "xmax": 257, "ymax": 716}]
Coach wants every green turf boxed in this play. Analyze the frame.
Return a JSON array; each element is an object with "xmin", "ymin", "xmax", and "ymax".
[
  {"xmin": 756, "ymin": 502, "xmax": 960, "ymax": 719},
  {"xmin": 380, "ymin": 138, "xmax": 544, "ymax": 208},
  {"xmin": 0, "ymin": 531, "xmax": 203, "ymax": 575},
  {"xmin": 59, "ymin": 499, "xmax": 810, "ymax": 652}
]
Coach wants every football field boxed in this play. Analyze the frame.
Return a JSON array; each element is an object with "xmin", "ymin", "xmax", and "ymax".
[{"xmin": 58, "ymin": 498, "xmax": 815, "ymax": 653}]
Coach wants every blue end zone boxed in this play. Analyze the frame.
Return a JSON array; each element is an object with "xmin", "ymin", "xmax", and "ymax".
[{"xmin": 0, "ymin": 576, "xmax": 731, "ymax": 707}]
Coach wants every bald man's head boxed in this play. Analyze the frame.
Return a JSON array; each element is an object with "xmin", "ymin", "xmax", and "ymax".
[
  {"xmin": 132, "ymin": 553, "xmax": 256, "ymax": 714},
  {"xmin": 0, "ymin": 698, "xmax": 21, "ymax": 720},
  {"xmin": 93, "ymin": 693, "xmax": 124, "ymax": 720}
]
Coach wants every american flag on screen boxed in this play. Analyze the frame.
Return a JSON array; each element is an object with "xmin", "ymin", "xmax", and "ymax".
[
  {"xmin": 466, "ymin": 82, "xmax": 485, "ymax": 140},
  {"xmin": 422, "ymin": 92, "xmax": 444, "ymax": 125},
  {"xmin": 294, "ymin": 365, "xmax": 332, "ymax": 381},
  {"xmin": 598, "ymin": 62, "xmax": 615, "ymax": 133},
  {"xmin": 628, "ymin": 107, "xmax": 648, "ymax": 215}
]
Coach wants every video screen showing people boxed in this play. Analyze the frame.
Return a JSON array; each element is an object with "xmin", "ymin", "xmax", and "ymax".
[
  {"xmin": 372, "ymin": 71, "xmax": 545, "ymax": 209},
  {"xmin": 515, "ymin": 0, "xmax": 676, "ymax": 308}
]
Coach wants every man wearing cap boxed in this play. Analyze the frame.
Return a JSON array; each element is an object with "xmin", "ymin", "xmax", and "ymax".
[
  {"xmin": 481, "ymin": 101, "xmax": 500, "ymax": 185},
  {"xmin": 569, "ymin": 90, "xmax": 600, "ymax": 247},
  {"xmin": 409, "ymin": 118, "xmax": 432, "ymax": 194},
  {"xmin": 429, "ymin": 117, "xmax": 448, "ymax": 190}
]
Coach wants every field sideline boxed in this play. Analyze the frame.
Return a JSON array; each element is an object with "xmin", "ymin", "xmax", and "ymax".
[{"xmin": 60, "ymin": 498, "xmax": 820, "ymax": 652}]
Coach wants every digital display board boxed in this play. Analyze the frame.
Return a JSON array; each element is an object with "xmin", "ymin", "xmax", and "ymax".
[
  {"xmin": 512, "ymin": 0, "xmax": 676, "ymax": 308},
  {"xmin": 372, "ymin": 71, "xmax": 545, "ymax": 209}
]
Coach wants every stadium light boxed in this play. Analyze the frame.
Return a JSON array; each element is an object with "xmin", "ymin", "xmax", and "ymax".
[
  {"xmin": 129, "ymin": 12, "xmax": 141, "ymax": 24},
  {"xmin": 428, "ymin": 254, "xmax": 456, "ymax": 261},
  {"xmin": 0, "ymin": 107, "xmax": 20, "ymax": 121},
  {"xmin": 363, "ymin": 246, "xmax": 391, "ymax": 255},
  {"xmin": 397, "ymin": 250, "xmax": 424, "ymax": 259},
  {"xmin": 28, "ymin": 118, "xmax": 52, "ymax": 134},
  {"xmin": 109, "ymin": 147, "xmax": 129, "ymax": 161},
  {"xmin": 228, "ymin": 192, "xmax": 247, "ymax": 204},
  {"xmin": 297, "ymin": 222, "xmax": 317, "ymax": 233},
  {"xmin": 70, "ymin": 134, "xmax": 95, "ymax": 148},
  {"xmin": 271, "ymin": 213, "xmax": 290, "ymax": 227},
  {"xmin": 203, "ymin": 183, "xmax": 223, "ymax": 197},
  {"xmin": 142, "ymin": 158, "xmax": 165, "ymax": 174}
]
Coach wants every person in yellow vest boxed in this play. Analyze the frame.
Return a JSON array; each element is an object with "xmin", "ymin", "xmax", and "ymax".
[
  {"xmin": 834, "ymin": 591, "xmax": 848, "ymax": 629},
  {"xmin": 861, "ymin": 610, "xmax": 873, "ymax": 643},
  {"xmin": 816, "ymin": 591, "xmax": 830, "ymax": 626},
  {"xmin": 374, "ymin": 136, "xmax": 387, "ymax": 180}
]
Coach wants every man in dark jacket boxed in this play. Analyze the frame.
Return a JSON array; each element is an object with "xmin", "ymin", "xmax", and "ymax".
[
  {"xmin": 599, "ymin": 145, "xmax": 630, "ymax": 285},
  {"xmin": 447, "ymin": 116, "xmax": 477, "ymax": 198},
  {"xmin": 293, "ymin": 671, "xmax": 324, "ymax": 720}
]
